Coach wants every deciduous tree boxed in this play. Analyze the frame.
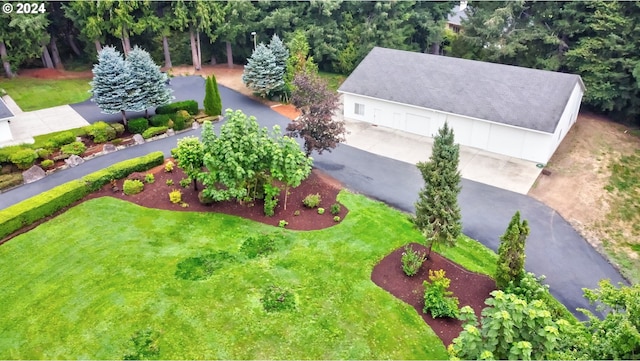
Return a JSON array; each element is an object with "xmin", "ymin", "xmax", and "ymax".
[
  {"xmin": 496, "ymin": 211, "xmax": 530, "ymax": 289},
  {"xmin": 173, "ymin": 136, "xmax": 204, "ymax": 191},
  {"xmin": 286, "ymin": 72, "xmax": 345, "ymax": 157},
  {"xmin": 413, "ymin": 122, "xmax": 461, "ymax": 256}
]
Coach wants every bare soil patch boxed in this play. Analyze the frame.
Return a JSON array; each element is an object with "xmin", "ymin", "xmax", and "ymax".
[
  {"xmin": 371, "ymin": 243, "xmax": 496, "ymax": 346},
  {"xmin": 18, "ymin": 68, "xmax": 92, "ymax": 79}
]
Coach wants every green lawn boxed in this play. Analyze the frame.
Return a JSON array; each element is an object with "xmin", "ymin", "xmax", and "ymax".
[
  {"xmin": 319, "ymin": 71, "xmax": 347, "ymax": 91},
  {"xmin": 0, "ymin": 191, "xmax": 497, "ymax": 359},
  {"xmin": 0, "ymin": 77, "xmax": 91, "ymax": 111}
]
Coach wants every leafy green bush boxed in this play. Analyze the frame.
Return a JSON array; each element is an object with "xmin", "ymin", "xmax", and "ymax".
[
  {"xmin": 423, "ymin": 269, "xmax": 459, "ymax": 318},
  {"xmin": 169, "ymin": 189, "xmax": 182, "ymax": 204},
  {"xmin": 9, "ymin": 149, "xmax": 38, "ymax": 170},
  {"xmin": 0, "ymin": 152, "xmax": 164, "ymax": 239},
  {"xmin": 504, "ymin": 271, "xmax": 549, "ymax": 303},
  {"xmin": 261, "ymin": 285, "xmax": 296, "ymax": 312},
  {"xmin": 144, "ymin": 173, "xmax": 155, "ymax": 184},
  {"xmin": 122, "ymin": 328, "xmax": 160, "ymax": 360},
  {"xmin": 85, "ymin": 121, "xmax": 116, "ymax": 143},
  {"xmin": 263, "ymin": 183, "xmax": 280, "ymax": 216},
  {"xmin": 155, "ymin": 100, "xmax": 199, "ymax": 115},
  {"xmin": 174, "ymin": 251, "xmax": 235, "ymax": 281},
  {"xmin": 150, "ymin": 114, "xmax": 172, "ymax": 127},
  {"xmin": 317, "ymin": 207, "xmax": 325, "ymax": 215},
  {"xmin": 49, "ymin": 131, "xmax": 76, "ymax": 148},
  {"xmin": 173, "ymin": 110, "xmax": 190, "ymax": 131},
  {"xmin": 401, "ymin": 245, "xmax": 427, "ymax": 276},
  {"xmin": 279, "ymin": 220, "xmax": 288, "ymax": 228},
  {"xmin": 123, "ymin": 179, "xmax": 144, "ymax": 195},
  {"xmin": 330, "ymin": 203, "xmax": 341, "ymax": 215},
  {"xmin": 302, "ymin": 193, "xmax": 321, "ymax": 208},
  {"xmin": 127, "ymin": 118, "xmax": 149, "ymax": 134},
  {"xmin": 142, "ymin": 126, "xmax": 168, "ymax": 139},
  {"xmin": 164, "ymin": 160, "xmax": 174, "ymax": 172},
  {"xmin": 0, "ymin": 145, "xmax": 27, "ymax": 163},
  {"xmin": 0, "ymin": 173, "xmax": 23, "ymax": 190},
  {"xmin": 36, "ymin": 148, "xmax": 51, "ymax": 159},
  {"xmin": 179, "ymin": 178, "xmax": 190, "ymax": 188},
  {"xmin": 61, "ymin": 141, "xmax": 86, "ymax": 156},
  {"xmin": 40, "ymin": 159, "xmax": 54, "ymax": 169},
  {"xmin": 166, "ymin": 179, "xmax": 174, "ymax": 186},
  {"xmin": 110, "ymin": 122, "xmax": 125, "ymax": 135},
  {"xmin": 240, "ymin": 234, "xmax": 276, "ymax": 259},
  {"xmin": 333, "ymin": 216, "xmax": 341, "ymax": 222}
]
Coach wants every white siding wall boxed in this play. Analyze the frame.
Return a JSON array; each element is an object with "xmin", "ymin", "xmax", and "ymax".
[
  {"xmin": 342, "ymin": 93, "xmax": 557, "ymax": 163},
  {"xmin": 0, "ymin": 119, "xmax": 12, "ymax": 143},
  {"xmin": 548, "ymin": 82, "xmax": 584, "ymax": 160}
]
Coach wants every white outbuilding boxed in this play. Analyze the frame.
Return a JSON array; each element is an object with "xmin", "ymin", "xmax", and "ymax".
[{"xmin": 338, "ymin": 47, "xmax": 585, "ymax": 164}]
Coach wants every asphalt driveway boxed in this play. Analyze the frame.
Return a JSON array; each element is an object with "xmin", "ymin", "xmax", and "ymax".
[{"xmin": 4, "ymin": 76, "xmax": 627, "ymax": 320}]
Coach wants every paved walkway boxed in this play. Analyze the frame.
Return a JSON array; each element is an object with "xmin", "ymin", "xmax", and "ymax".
[
  {"xmin": 0, "ymin": 77, "xmax": 627, "ymax": 321},
  {"xmin": 0, "ymin": 96, "xmax": 90, "ymax": 147}
]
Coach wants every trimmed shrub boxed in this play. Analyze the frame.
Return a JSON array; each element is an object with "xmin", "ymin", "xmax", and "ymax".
[
  {"xmin": 0, "ymin": 173, "xmax": 23, "ymax": 190},
  {"xmin": 423, "ymin": 269, "xmax": 460, "ymax": 318},
  {"xmin": 155, "ymin": 100, "xmax": 198, "ymax": 115},
  {"xmin": 49, "ymin": 131, "xmax": 76, "ymax": 148},
  {"xmin": 36, "ymin": 148, "xmax": 51, "ymax": 159},
  {"xmin": 40, "ymin": 159, "xmax": 54, "ymax": 169},
  {"xmin": 123, "ymin": 179, "xmax": 144, "ymax": 195},
  {"xmin": 169, "ymin": 189, "xmax": 182, "ymax": 203},
  {"xmin": 317, "ymin": 207, "xmax": 325, "ymax": 215},
  {"xmin": 164, "ymin": 160, "xmax": 174, "ymax": 172},
  {"xmin": 110, "ymin": 122, "xmax": 125, "ymax": 135},
  {"xmin": 0, "ymin": 152, "xmax": 164, "ymax": 239},
  {"xmin": 85, "ymin": 121, "xmax": 116, "ymax": 143},
  {"xmin": 278, "ymin": 220, "xmax": 288, "ymax": 228},
  {"xmin": 127, "ymin": 118, "xmax": 149, "ymax": 134},
  {"xmin": 150, "ymin": 114, "xmax": 172, "ymax": 127},
  {"xmin": 9, "ymin": 149, "xmax": 38, "ymax": 170},
  {"xmin": 401, "ymin": 245, "xmax": 427, "ymax": 276},
  {"xmin": 333, "ymin": 216, "xmax": 341, "ymax": 222},
  {"xmin": 0, "ymin": 145, "xmax": 27, "ymax": 163},
  {"xmin": 330, "ymin": 203, "xmax": 341, "ymax": 215},
  {"xmin": 142, "ymin": 126, "xmax": 168, "ymax": 139},
  {"xmin": 302, "ymin": 193, "xmax": 321, "ymax": 208},
  {"xmin": 173, "ymin": 110, "xmax": 190, "ymax": 131},
  {"xmin": 144, "ymin": 173, "xmax": 155, "ymax": 184},
  {"xmin": 61, "ymin": 141, "xmax": 86, "ymax": 156}
]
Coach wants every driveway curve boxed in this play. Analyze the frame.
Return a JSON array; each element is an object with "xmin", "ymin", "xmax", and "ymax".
[{"xmin": 3, "ymin": 76, "xmax": 627, "ymax": 320}]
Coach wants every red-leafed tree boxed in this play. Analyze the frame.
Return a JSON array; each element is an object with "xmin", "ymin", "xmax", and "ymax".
[{"xmin": 285, "ymin": 72, "xmax": 346, "ymax": 157}]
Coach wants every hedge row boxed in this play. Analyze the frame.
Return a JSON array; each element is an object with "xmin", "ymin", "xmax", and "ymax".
[
  {"xmin": 155, "ymin": 100, "xmax": 198, "ymax": 115},
  {"xmin": 0, "ymin": 151, "xmax": 164, "ymax": 239}
]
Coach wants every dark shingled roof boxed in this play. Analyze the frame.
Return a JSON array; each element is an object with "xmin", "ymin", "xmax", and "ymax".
[
  {"xmin": 0, "ymin": 98, "xmax": 14, "ymax": 120},
  {"xmin": 338, "ymin": 47, "xmax": 585, "ymax": 133},
  {"xmin": 447, "ymin": 5, "xmax": 468, "ymax": 26}
]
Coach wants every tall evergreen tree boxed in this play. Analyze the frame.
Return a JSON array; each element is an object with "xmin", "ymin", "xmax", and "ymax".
[
  {"xmin": 268, "ymin": 34, "xmax": 289, "ymax": 72},
  {"xmin": 496, "ymin": 211, "xmax": 530, "ymax": 289},
  {"xmin": 203, "ymin": 75, "xmax": 216, "ymax": 116},
  {"xmin": 210, "ymin": 73, "xmax": 222, "ymax": 116},
  {"xmin": 124, "ymin": 46, "xmax": 172, "ymax": 118},
  {"xmin": 242, "ymin": 43, "xmax": 284, "ymax": 98},
  {"xmin": 90, "ymin": 46, "xmax": 129, "ymax": 124},
  {"xmin": 413, "ymin": 122, "xmax": 462, "ymax": 256}
]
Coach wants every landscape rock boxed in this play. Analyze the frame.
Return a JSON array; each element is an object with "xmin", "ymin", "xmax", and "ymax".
[
  {"xmin": 192, "ymin": 121, "xmax": 201, "ymax": 130},
  {"xmin": 133, "ymin": 134, "xmax": 145, "ymax": 145},
  {"xmin": 102, "ymin": 143, "xmax": 117, "ymax": 154},
  {"xmin": 64, "ymin": 154, "xmax": 85, "ymax": 168},
  {"xmin": 22, "ymin": 165, "xmax": 46, "ymax": 184},
  {"xmin": 166, "ymin": 129, "xmax": 175, "ymax": 137}
]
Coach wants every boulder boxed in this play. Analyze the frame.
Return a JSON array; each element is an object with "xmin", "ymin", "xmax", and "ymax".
[
  {"xmin": 22, "ymin": 165, "xmax": 46, "ymax": 184},
  {"xmin": 166, "ymin": 129, "xmax": 175, "ymax": 137},
  {"xmin": 192, "ymin": 121, "xmax": 201, "ymax": 130},
  {"xmin": 102, "ymin": 143, "xmax": 117, "ymax": 154},
  {"xmin": 64, "ymin": 154, "xmax": 84, "ymax": 168},
  {"xmin": 133, "ymin": 134, "xmax": 145, "ymax": 145}
]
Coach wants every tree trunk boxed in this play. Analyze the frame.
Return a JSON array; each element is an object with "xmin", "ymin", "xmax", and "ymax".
[
  {"xmin": 283, "ymin": 185, "xmax": 289, "ymax": 210},
  {"xmin": 121, "ymin": 110, "xmax": 128, "ymax": 125},
  {"xmin": 196, "ymin": 31, "xmax": 202, "ymax": 70},
  {"xmin": 226, "ymin": 41, "xmax": 233, "ymax": 68},
  {"xmin": 49, "ymin": 37, "xmax": 64, "ymax": 70},
  {"xmin": 162, "ymin": 35, "xmax": 172, "ymax": 68},
  {"xmin": 42, "ymin": 45, "xmax": 54, "ymax": 69},
  {"xmin": 66, "ymin": 34, "xmax": 82, "ymax": 56},
  {"xmin": 192, "ymin": 178, "xmax": 198, "ymax": 191},
  {"xmin": 0, "ymin": 42, "xmax": 14, "ymax": 78},
  {"xmin": 190, "ymin": 30, "xmax": 200, "ymax": 71},
  {"xmin": 122, "ymin": 26, "xmax": 131, "ymax": 56},
  {"xmin": 94, "ymin": 39, "xmax": 103, "ymax": 54},
  {"xmin": 430, "ymin": 42, "xmax": 441, "ymax": 55},
  {"xmin": 210, "ymin": 53, "xmax": 216, "ymax": 65}
]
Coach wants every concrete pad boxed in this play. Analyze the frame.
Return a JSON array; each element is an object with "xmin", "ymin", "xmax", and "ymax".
[
  {"xmin": 342, "ymin": 118, "xmax": 542, "ymax": 194},
  {"xmin": 1, "ymin": 105, "xmax": 90, "ymax": 147}
]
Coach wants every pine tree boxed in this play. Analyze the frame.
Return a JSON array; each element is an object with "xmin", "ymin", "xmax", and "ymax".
[
  {"xmin": 242, "ymin": 43, "xmax": 285, "ymax": 98},
  {"xmin": 125, "ymin": 46, "xmax": 172, "ymax": 118},
  {"xmin": 210, "ymin": 73, "xmax": 222, "ymax": 116},
  {"xmin": 203, "ymin": 76, "xmax": 216, "ymax": 116},
  {"xmin": 268, "ymin": 34, "xmax": 289, "ymax": 73},
  {"xmin": 90, "ymin": 46, "xmax": 129, "ymax": 124},
  {"xmin": 413, "ymin": 122, "xmax": 462, "ymax": 256},
  {"xmin": 496, "ymin": 211, "xmax": 530, "ymax": 289}
]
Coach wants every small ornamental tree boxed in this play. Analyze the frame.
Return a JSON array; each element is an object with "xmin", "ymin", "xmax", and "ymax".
[
  {"xmin": 203, "ymin": 75, "xmax": 216, "ymax": 116},
  {"xmin": 210, "ymin": 73, "xmax": 222, "ymax": 116},
  {"xmin": 270, "ymin": 130, "xmax": 313, "ymax": 210},
  {"xmin": 449, "ymin": 291, "xmax": 570, "ymax": 360},
  {"xmin": 286, "ymin": 72, "xmax": 346, "ymax": 157},
  {"xmin": 90, "ymin": 46, "xmax": 129, "ymax": 124},
  {"xmin": 496, "ymin": 211, "xmax": 530, "ymax": 289},
  {"xmin": 284, "ymin": 30, "xmax": 318, "ymax": 97},
  {"xmin": 172, "ymin": 136, "xmax": 204, "ymax": 191},
  {"xmin": 413, "ymin": 122, "xmax": 462, "ymax": 256},
  {"xmin": 242, "ymin": 43, "xmax": 285, "ymax": 98}
]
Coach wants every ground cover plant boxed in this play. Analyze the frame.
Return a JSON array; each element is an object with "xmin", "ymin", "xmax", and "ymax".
[
  {"xmin": 0, "ymin": 77, "xmax": 91, "ymax": 111},
  {"xmin": 0, "ymin": 191, "xmax": 501, "ymax": 359}
]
